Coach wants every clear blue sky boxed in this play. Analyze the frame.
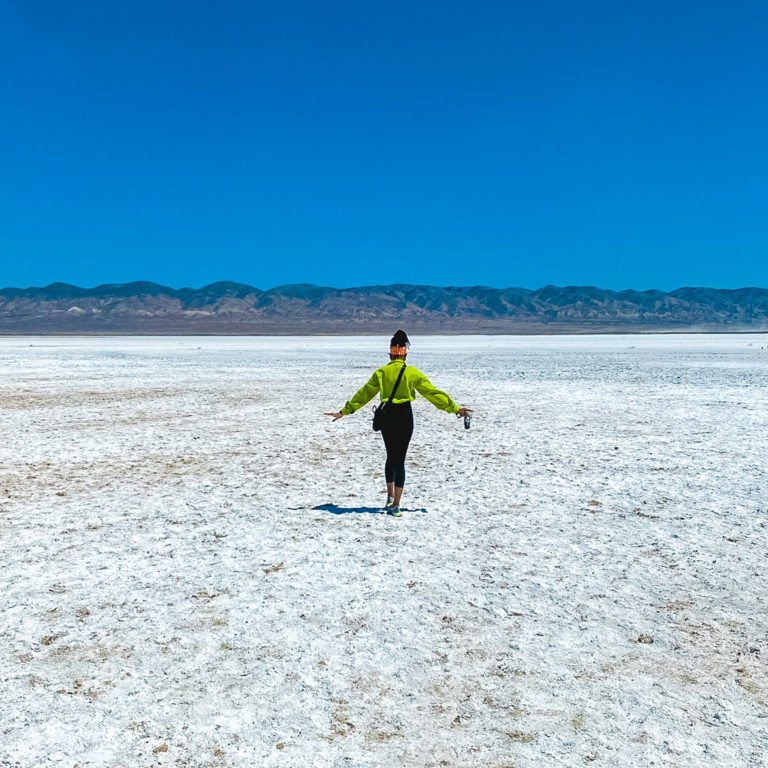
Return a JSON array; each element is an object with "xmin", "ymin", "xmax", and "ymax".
[{"xmin": 1, "ymin": 0, "xmax": 766, "ymax": 290}]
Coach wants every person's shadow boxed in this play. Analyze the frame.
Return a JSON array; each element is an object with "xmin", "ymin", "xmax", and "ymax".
[{"xmin": 312, "ymin": 503, "xmax": 427, "ymax": 515}]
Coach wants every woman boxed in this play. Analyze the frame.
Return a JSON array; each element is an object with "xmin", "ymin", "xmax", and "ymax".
[{"xmin": 324, "ymin": 330, "xmax": 472, "ymax": 517}]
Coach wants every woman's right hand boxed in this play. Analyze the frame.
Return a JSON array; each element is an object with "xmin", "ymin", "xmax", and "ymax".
[
  {"xmin": 457, "ymin": 407, "xmax": 473, "ymax": 418},
  {"xmin": 324, "ymin": 412, "xmax": 344, "ymax": 421}
]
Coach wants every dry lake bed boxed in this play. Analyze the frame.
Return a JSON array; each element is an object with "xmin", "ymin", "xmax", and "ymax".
[{"xmin": 1, "ymin": 334, "xmax": 767, "ymax": 767}]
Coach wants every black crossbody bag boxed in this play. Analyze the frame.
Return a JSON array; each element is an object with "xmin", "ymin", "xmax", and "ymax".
[{"xmin": 372, "ymin": 363, "xmax": 407, "ymax": 432}]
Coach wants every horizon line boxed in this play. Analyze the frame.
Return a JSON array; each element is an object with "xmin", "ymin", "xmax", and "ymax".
[{"xmin": 2, "ymin": 280, "xmax": 766, "ymax": 294}]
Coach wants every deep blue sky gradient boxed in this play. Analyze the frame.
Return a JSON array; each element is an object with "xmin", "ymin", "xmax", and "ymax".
[{"xmin": 1, "ymin": 0, "xmax": 767, "ymax": 290}]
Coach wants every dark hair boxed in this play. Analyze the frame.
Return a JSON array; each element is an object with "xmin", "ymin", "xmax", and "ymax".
[{"xmin": 390, "ymin": 329, "xmax": 410, "ymax": 348}]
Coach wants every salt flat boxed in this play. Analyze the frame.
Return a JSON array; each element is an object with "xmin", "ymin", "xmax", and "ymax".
[{"xmin": 1, "ymin": 334, "xmax": 767, "ymax": 768}]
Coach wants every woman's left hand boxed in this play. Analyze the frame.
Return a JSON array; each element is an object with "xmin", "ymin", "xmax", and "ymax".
[
  {"xmin": 324, "ymin": 412, "xmax": 344, "ymax": 421},
  {"xmin": 457, "ymin": 407, "xmax": 473, "ymax": 418}
]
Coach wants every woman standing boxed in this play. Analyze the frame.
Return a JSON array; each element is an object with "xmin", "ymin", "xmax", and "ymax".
[{"xmin": 325, "ymin": 330, "xmax": 472, "ymax": 517}]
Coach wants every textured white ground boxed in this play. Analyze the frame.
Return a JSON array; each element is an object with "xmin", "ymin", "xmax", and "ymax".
[{"xmin": 1, "ymin": 334, "xmax": 767, "ymax": 768}]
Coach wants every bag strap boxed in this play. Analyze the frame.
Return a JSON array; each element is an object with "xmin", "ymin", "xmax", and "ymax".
[{"xmin": 385, "ymin": 362, "xmax": 407, "ymax": 407}]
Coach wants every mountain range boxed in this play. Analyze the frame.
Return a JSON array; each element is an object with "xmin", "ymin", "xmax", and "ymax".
[{"xmin": 1, "ymin": 281, "xmax": 767, "ymax": 334}]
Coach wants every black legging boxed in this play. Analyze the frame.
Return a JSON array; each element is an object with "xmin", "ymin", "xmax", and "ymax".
[{"xmin": 381, "ymin": 401, "xmax": 414, "ymax": 488}]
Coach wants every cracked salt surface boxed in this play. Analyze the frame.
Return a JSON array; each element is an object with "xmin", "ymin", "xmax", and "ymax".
[{"xmin": 1, "ymin": 334, "xmax": 767, "ymax": 767}]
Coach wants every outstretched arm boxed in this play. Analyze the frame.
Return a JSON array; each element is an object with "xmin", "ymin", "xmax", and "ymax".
[
  {"xmin": 413, "ymin": 372, "xmax": 467, "ymax": 414},
  {"xmin": 325, "ymin": 372, "xmax": 380, "ymax": 421}
]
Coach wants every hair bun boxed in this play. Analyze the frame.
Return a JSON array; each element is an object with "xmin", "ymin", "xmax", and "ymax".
[{"xmin": 390, "ymin": 329, "xmax": 410, "ymax": 348}]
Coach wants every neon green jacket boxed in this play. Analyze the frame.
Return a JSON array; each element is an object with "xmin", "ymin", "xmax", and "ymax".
[{"xmin": 340, "ymin": 359, "xmax": 459, "ymax": 416}]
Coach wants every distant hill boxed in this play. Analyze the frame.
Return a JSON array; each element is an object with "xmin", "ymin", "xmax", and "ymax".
[{"xmin": 1, "ymin": 281, "xmax": 767, "ymax": 334}]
